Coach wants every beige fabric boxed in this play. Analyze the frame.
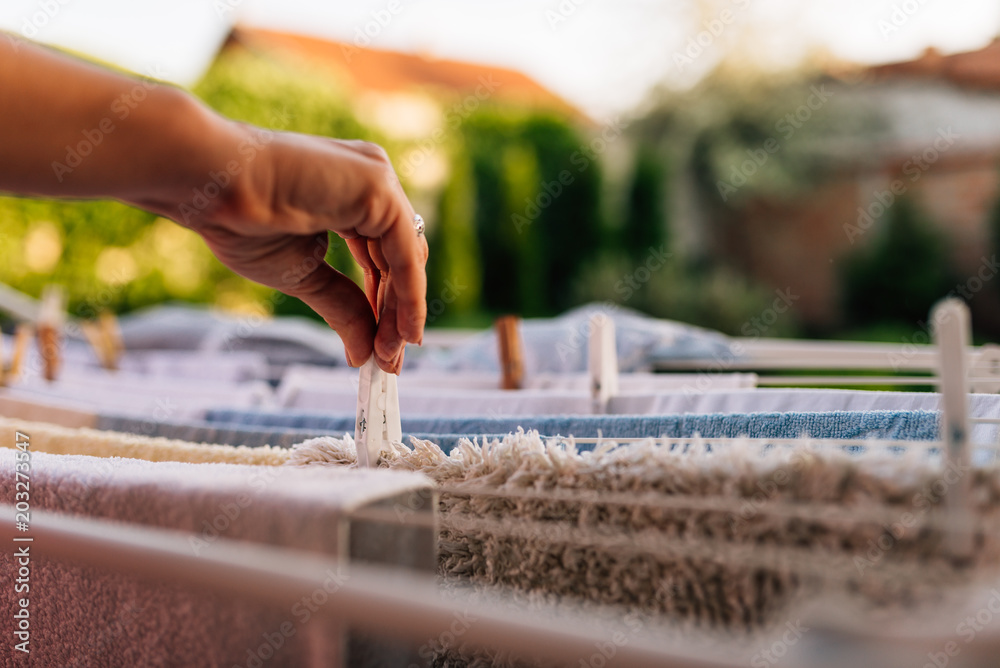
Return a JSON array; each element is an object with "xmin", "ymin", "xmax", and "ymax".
[
  {"xmin": 0, "ymin": 416, "xmax": 290, "ymax": 465},
  {"xmin": 289, "ymin": 431, "xmax": 1000, "ymax": 632}
]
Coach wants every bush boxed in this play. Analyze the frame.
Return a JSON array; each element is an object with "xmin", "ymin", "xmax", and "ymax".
[
  {"xmin": 448, "ymin": 108, "xmax": 605, "ymax": 318},
  {"xmin": 840, "ymin": 196, "xmax": 958, "ymax": 328},
  {"xmin": 573, "ymin": 253, "xmax": 800, "ymax": 338},
  {"xmin": 622, "ymin": 146, "xmax": 669, "ymax": 261}
]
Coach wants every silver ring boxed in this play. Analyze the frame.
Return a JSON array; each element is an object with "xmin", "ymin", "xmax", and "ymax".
[{"xmin": 412, "ymin": 214, "xmax": 425, "ymax": 237}]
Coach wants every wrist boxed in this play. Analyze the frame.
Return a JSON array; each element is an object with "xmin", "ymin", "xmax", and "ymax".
[{"xmin": 125, "ymin": 90, "xmax": 272, "ymax": 233}]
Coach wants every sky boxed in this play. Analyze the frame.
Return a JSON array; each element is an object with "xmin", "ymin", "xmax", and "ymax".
[{"xmin": 2, "ymin": 0, "xmax": 999, "ymax": 120}]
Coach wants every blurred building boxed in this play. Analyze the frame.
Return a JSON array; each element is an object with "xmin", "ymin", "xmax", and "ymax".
[{"xmin": 717, "ymin": 40, "xmax": 1000, "ymax": 332}]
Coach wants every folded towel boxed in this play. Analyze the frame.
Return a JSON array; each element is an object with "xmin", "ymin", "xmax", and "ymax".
[
  {"xmin": 203, "ymin": 408, "xmax": 943, "ymax": 446},
  {"xmin": 289, "ymin": 430, "xmax": 1000, "ymax": 636},
  {"xmin": 0, "ymin": 448, "xmax": 434, "ymax": 667}
]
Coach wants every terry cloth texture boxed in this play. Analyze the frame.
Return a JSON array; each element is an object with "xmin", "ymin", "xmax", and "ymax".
[
  {"xmin": 0, "ymin": 416, "xmax": 290, "ymax": 464},
  {"xmin": 288, "ymin": 431, "xmax": 1000, "ymax": 635},
  {"xmin": 6, "ymin": 416, "xmax": 998, "ymax": 656},
  {"xmin": 629, "ymin": 389, "xmax": 1000, "ymax": 444},
  {"xmin": 0, "ymin": 447, "xmax": 433, "ymax": 668},
  {"xmin": 205, "ymin": 409, "xmax": 943, "ymax": 449},
  {"xmin": 96, "ymin": 414, "xmax": 329, "ymax": 449}
]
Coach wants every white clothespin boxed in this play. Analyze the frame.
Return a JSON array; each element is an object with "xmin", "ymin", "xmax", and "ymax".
[
  {"xmin": 588, "ymin": 313, "xmax": 619, "ymax": 414},
  {"xmin": 354, "ymin": 356, "xmax": 402, "ymax": 467},
  {"xmin": 932, "ymin": 298, "xmax": 972, "ymax": 558}
]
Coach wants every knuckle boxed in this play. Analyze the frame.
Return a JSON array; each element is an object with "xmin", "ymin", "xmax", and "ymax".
[{"xmin": 361, "ymin": 141, "xmax": 391, "ymax": 163}]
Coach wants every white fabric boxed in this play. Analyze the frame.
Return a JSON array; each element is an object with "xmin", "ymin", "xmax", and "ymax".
[
  {"xmin": 6, "ymin": 366, "xmax": 273, "ymax": 418},
  {"xmin": 276, "ymin": 365, "xmax": 757, "ymax": 414},
  {"xmin": 116, "ymin": 350, "xmax": 269, "ymax": 382}
]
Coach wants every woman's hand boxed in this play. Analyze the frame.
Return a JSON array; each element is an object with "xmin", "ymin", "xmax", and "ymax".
[
  {"xmin": 179, "ymin": 132, "xmax": 428, "ymax": 373},
  {"xmin": 0, "ymin": 37, "xmax": 426, "ymax": 373}
]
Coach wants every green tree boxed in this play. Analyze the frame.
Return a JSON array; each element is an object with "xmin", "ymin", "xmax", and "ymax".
[
  {"xmin": 520, "ymin": 115, "xmax": 604, "ymax": 314},
  {"xmin": 622, "ymin": 146, "xmax": 668, "ymax": 260},
  {"xmin": 841, "ymin": 196, "xmax": 958, "ymax": 328},
  {"xmin": 991, "ymin": 179, "xmax": 1000, "ymax": 302},
  {"xmin": 427, "ymin": 150, "xmax": 481, "ymax": 322},
  {"xmin": 455, "ymin": 109, "xmax": 605, "ymax": 317}
]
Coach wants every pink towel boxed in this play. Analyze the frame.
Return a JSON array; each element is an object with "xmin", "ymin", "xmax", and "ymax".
[{"xmin": 0, "ymin": 448, "xmax": 433, "ymax": 667}]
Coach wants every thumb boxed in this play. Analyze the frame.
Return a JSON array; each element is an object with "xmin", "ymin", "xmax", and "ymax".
[{"xmin": 284, "ymin": 261, "xmax": 376, "ymax": 367}]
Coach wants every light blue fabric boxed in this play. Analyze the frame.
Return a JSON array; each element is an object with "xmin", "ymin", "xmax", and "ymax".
[
  {"xmin": 204, "ymin": 409, "xmax": 941, "ymax": 446},
  {"xmin": 97, "ymin": 415, "xmax": 330, "ymax": 449}
]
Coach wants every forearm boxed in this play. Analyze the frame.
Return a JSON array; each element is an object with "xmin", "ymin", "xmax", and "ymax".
[
  {"xmin": 0, "ymin": 35, "xmax": 425, "ymax": 369},
  {"xmin": 0, "ymin": 37, "xmax": 248, "ymax": 218}
]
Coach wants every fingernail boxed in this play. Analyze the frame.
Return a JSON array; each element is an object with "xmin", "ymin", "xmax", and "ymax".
[
  {"xmin": 376, "ymin": 338, "xmax": 401, "ymax": 363},
  {"xmin": 345, "ymin": 349, "xmax": 354, "ymax": 367}
]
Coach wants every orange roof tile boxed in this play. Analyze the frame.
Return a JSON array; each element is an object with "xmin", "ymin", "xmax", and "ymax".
[
  {"xmin": 225, "ymin": 26, "xmax": 587, "ymax": 120},
  {"xmin": 865, "ymin": 39, "xmax": 1000, "ymax": 89}
]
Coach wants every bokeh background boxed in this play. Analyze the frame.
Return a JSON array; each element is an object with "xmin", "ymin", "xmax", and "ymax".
[{"xmin": 3, "ymin": 0, "xmax": 1000, "ymax": 343}]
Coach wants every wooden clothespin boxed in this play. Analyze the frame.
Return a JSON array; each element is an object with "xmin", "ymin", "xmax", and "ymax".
[
  {"xmin": 495, "ymin": 315, "xmax": 523, "ymax": 390},
  {"xmin": 8, "ymin": 324, "xmax": 31, "ymax": 383},
  {"xmin": 354, "ymin": 356, "xmax": 402, "ymax": 468},
  {"xmin": 588, "ymin": 313, "xmax": 619, "ymax": 414},
  {"xmin": 0, "ymin": 323, "xmax": 32, "ymax": 387},
  {"xmin": 81, "ymin": 309, "xmax": 124, "ymax": 371},
  {"xmin": 36, "ymin": 285, "xmax": 65, "ymax": 382}
]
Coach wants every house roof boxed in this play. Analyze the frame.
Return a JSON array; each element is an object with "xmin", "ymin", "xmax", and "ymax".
[
  {"xmin": 865, "ymin": 38, "xmax": 1000, "ymax": 90},
  {"xmin": 225, "ymin": 26, "xmax": 586, "ymax": 120}
]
